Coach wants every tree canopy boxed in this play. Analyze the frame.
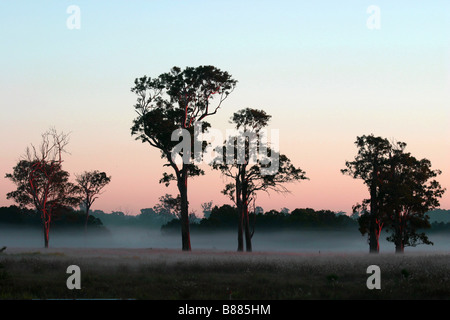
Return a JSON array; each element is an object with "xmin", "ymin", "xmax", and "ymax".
[
  {"xmin": 131, "ymin": 66, "xmax": 237, "ymax": 251},
  {"xmin": 212, "ymin": 108, "xmax": 308, "ymax": 251},
  {"xmin": 343, "ymin": 134, "xmax": 445, "ymax": 253}
]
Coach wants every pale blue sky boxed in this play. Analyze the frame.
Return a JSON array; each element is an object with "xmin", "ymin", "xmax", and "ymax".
[{"xmin": 1, "ymin": 1, "xmax": 449, "ymax": 214}]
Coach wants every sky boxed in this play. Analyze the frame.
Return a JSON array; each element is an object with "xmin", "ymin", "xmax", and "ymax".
[{"xmin": 1, "ymin": 1, "xmax": 449, "ymax": 216}]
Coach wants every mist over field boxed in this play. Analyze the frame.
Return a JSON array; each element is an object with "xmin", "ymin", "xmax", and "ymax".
[
  {"xmin": 1, "ymin": 224, "xmax": 449, "ymax": 299},
  {"xmin": 0, "ymin": 226, "xmax": 448, "ymax": 253}
]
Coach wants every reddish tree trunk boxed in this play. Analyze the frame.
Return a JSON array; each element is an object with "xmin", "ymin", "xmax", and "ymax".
[
  {"xmin": 395, "ymin": 243, "xmax": 404, "ymax": 253},
  {"xmin": 42, "ymin": 211, "xmax": 50, "ymax": 248},
  {"xmin": 375, "ymin": 219, "xmax": 384, "ymax": 252},
  {"xmin": 178, "ymin": 169, "xmax": 191, "ymax": 251}
]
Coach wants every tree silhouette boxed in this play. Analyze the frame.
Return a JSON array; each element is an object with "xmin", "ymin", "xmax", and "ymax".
[
  {"xmin": 341, "ymin": 135, "xmax": 392, "ymax": 253},
  {"xmin": 379, "ymin": 143, "xmax": 445, "ymax": 253},
  {"xmin": 201, "ymin": 201, "xmax": 213, "ymax": 219},
  {"xmin": 131, "ymin": 65, "xmax": 237, "ymax": 251},
  {"xmin": 75, "ymin": 170, "xmax": 111, "ymax": 233},
  {"xmin": 5, "ymin": 129, "xmax": 80, "ymax": 248},
  {"xmin": 343, "ymin": 135, "xmax": 445, "ymax": 253},
  {"xmin": 213, "ymin": 108, "xmax": 308, "ymax": 251},
  {"xmin": 154, "ymin": 193, "xmax": 182, "ymax": 218}
]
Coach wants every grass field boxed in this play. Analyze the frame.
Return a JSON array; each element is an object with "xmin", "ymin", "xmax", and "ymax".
[{"xmin": 0, "ymin": 248, "xmax": 448, "ymax": 300}]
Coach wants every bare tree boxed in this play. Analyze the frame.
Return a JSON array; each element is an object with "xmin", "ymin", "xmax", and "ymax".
[{"xmin": 5, "ymin": 128, "xmax": 80, "ymax": 248}]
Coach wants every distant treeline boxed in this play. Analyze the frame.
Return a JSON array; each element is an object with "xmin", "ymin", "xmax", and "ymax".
[
  {"xmin": 0, "ymin": 205, "xmax": 449, "ymax": 233},
  {"xmin": 161, "ymin": 205, "xmax": 357, "ymax": 233},
  {"xmin": 0, "ymin": 206, "xmax": 106, "ymax": 233},
  {"xmin": 0, "ymin": 205, "xmax": 177, "ymax": 231},
  {"xmin": 427, "ymin": 209, "xmax": 450, "ymax": 223},
  {"xmin": 161, "ymin": 205, "xmax": 450, "ymax": 234},
  {"xmin": 91, "ymin": 208, "xmax": 176, "ymax": 229}
]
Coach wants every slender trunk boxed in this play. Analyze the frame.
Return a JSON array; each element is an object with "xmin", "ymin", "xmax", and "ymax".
[
  {"xmin": 84, "ymin": 204, "xmax": 91, "ymax": 234},
  {"xmin": 236, "ymin": 175, "xmax": 244, "ymax": 252},
  {"xmin": 369, "ymin": 161, "xmax": 379, "ymax": 253},
  {"xmin": 43, "ymin": 225, "xmax": 49, "ymax": 248},
  {"xmin": 178, "ymin": 168, "xmax": 191, "ymax": 251},
  {"xmin": 237, "ymin": 202, "xmax": 244, "ymax": 252},
  {"xmin": 395, "ymin": 214, "xmax": 404, "ymax": 254},
  {"xmin": 242, "ymin": 179, "xmax": 252, "ymax": 252},
  {"xmin": 369, "ymin": 193, "xmax": 378, "ymax": 253},
  {"xmin": 243, "ymin": 205, "xmax": 252, "ymax": 252},
  {"xmin": 395, "ymin": 231, "xmax": 404, "ymax": 253},
  {"xmin": 375, "ymin": 219, "xmax": 383, "ymax": 252},
  {"xmin": 42, "ymin": 210, "xmax": 50, "ymax": 248},
  {"xmin": 395, "ymin": 243, "xmax": 404, "ymax": 253}
]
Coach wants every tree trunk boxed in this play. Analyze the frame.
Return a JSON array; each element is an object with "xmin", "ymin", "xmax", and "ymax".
[
  {"xmin": 395, "ymin": 243, "xmax": 404, "ymax": 253},
  {"xmin": 369, "ymin": 162, "xmax": 379, "ymax": 253},
  {"xmin": 84, "ymin": 204, "xmax": 91, "ymax": 234},
  {"xmin": 242, "ymin": 180, "xmax": 252, "ymax": 252},
  {"xmin": 43, "ymin": 221, "xmax": 49, "ymax": 249},
  {"xmin": 395, "ymin": 231, "xmax": 404, "ymax": 253},
  {"xmin": 237, "ymin": 202, "xmax": 244, "ymax": 252},
  {"xmin": 395, "ymin": 215, "xmax": 404, "ymax": 254},
  {"xmin": 236, "ymin": 175, "xmax": 244, "ymax": 252},
  {"xmin": 42, "ymin": 210, "xmax": 50, "ymax": 248},
  {"xmin": 243, "ymin": 205, "xmax": 252, "ymax": 252},
  {"xmin": 43, "ymin": 225, "xmax": 49, "ymax": 248},
  {"xmin": 369, "ymin": 197, "xmax": 378, "ymax": 253},
  {"xmin": 178, "ymin": 170, "xmax": 191, "ymax": 251},
  {"xmin": 375, "ymin": 220, "xmax": 383, "ymax": 252}
]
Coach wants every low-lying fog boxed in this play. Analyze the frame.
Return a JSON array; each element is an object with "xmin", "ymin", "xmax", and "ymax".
[{"xmin": 0, "ymin": 226, "xmax": 448, "ymax": 253}]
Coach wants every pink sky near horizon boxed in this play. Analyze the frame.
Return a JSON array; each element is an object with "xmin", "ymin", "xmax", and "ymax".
[
  {"xmin": 1, "ymin": 66, "xmax": 449, "ymax": 216},
  {"xmin": 1, "ymin": 113, "xmax": 449, "ymax": 217},
  {"xmin": 1, "ymin": 1, "xmax": 449, "ymax": 217}
]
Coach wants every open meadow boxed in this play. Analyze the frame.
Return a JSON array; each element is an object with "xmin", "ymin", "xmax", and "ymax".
[{"xmin": 0, "ymin": 247, "xmax": 448, "ymax": 300}]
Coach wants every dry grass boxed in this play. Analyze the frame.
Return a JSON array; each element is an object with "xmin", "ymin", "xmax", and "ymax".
[{"xmin": 0, "ymin": 248, "xmax": 448, "ymax": 299}]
